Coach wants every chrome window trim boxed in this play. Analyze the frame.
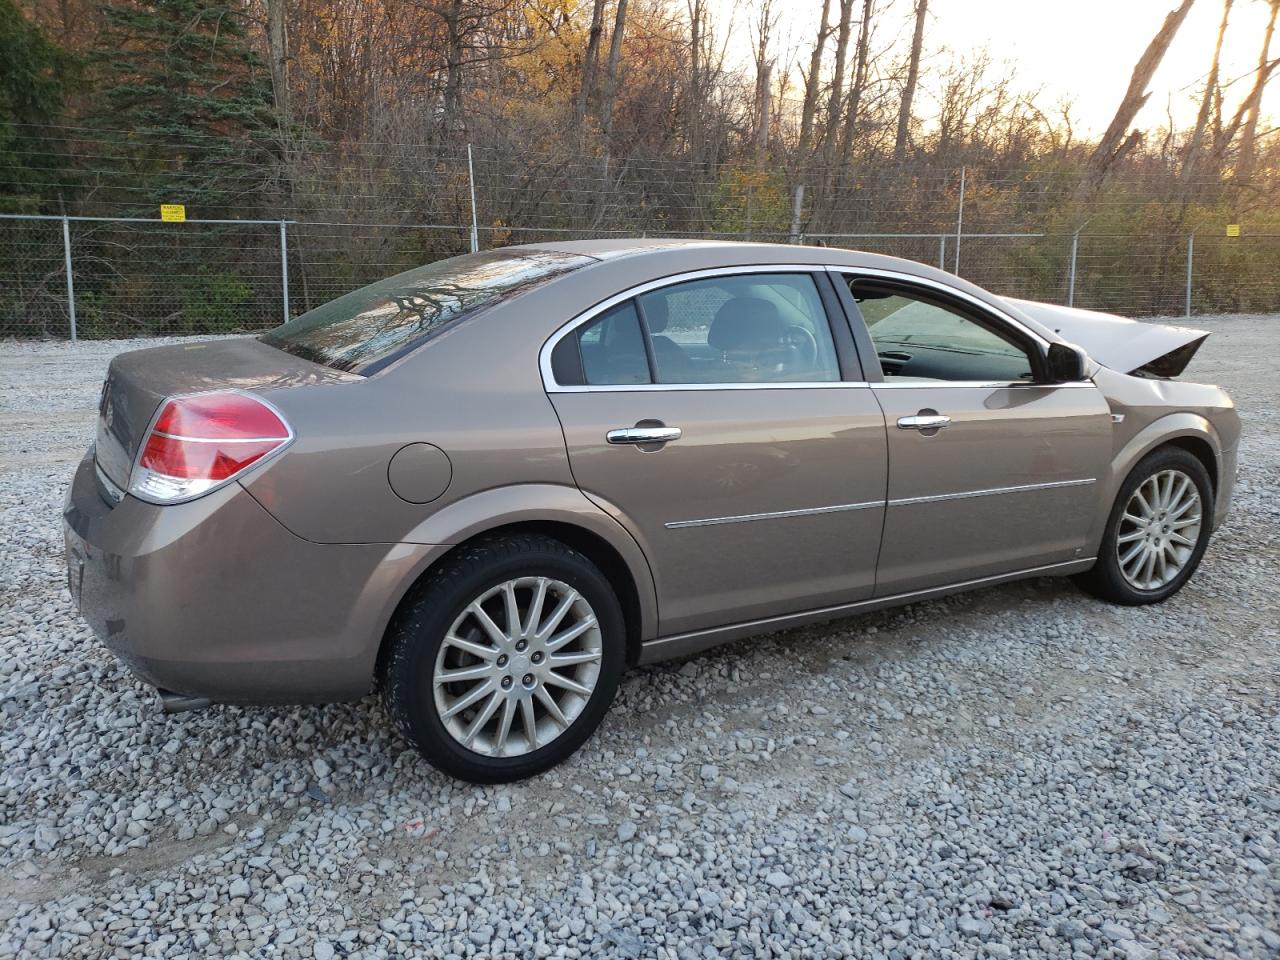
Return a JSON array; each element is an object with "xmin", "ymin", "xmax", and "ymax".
[
  {"xmin": 540, "ymin": 263, "xmax": 853, "ymax": 392},
  {"xmin": 824, "ymin": 264, "xmax": 1052, "ymax": 350},
  {"xmin": 665, "ymin": 499, "xmax": 883, "ymax": 529},
  {"xmin": 870, "ymin": 380, "xmax": 1097, "ymax": 390},
  {"xmin": 888, "ymin": 478, "xmax": 1095, "ymax": 508},
  {"xmin": 549, "ymin": 380, "xmax": 869, "ymax": 394}
]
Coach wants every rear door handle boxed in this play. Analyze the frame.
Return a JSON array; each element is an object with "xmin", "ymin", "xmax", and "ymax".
[
  {"xmin": 606, "ymin": 426, "xmax": 682, "ymax": 445},
  {"xmin": 897, "ymin": 414, "xmax": 951, "ymax": 431}
]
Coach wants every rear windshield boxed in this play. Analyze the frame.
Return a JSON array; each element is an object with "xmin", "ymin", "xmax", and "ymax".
[{"xmin": 261, "ymin": 249, "xmax": 594, "ymax": 373}]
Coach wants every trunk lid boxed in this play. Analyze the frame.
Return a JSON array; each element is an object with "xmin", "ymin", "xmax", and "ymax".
[
  {"xmin": 1006, "ymin": 298, "xmax": 1209, "ymax": 377},
  {"xmin": 94, "ymin": 337, "xmax": 352, "ymax": 490}
]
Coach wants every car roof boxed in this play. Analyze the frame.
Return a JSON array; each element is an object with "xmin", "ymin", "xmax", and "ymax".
[{"xmin": 520, "ymin": 237, "xmax": 905, "ymax": 267}]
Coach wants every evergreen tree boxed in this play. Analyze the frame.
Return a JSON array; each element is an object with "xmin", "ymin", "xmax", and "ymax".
[
  {"xmin": 0, "ymin": 0, "xmax": 77, "ymax": 212},
  {"xmin": 88, "ymin": 0, "xmax": 276, "ymax": 215}
]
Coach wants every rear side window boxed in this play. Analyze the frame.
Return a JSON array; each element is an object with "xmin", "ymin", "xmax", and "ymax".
[
  {"xmin": 262, "ymin": 249, "xmax": 593, "ymax": 374},
  {"xmin": 573, "ymin": 302, "xmax": 652, "ymax": 385},
  {"xmin": 637, "ymin": 273, "xmax": 840, "ymax": 384}
]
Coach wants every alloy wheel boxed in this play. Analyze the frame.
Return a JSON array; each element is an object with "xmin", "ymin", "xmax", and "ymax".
[
  {"xmin": 432, "ymin": 577, "xmax": 603, "ymax": 757},
  {"xmin": 1116, "ymin": 468, "xmax": 1203, "ymax": 591}
]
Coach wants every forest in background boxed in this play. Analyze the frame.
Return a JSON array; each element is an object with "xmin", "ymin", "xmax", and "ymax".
[{"xmin": 3, "ymin": 0, "xmax": 1280, "ymax": 336}]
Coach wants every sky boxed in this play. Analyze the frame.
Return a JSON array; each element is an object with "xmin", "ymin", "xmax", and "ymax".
[{"xmin": 707, "ymin": 0, "xmax": 1275, "ymax": 138}]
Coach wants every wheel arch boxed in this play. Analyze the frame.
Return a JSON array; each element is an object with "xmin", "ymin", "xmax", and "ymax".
[
  {"xmin": 1086, "ymin": 413, "xmax": 1222, "ymax": 555},
  {"xmin": 372, "ymin": 487, "xmax": 658, "ymax": 685}
]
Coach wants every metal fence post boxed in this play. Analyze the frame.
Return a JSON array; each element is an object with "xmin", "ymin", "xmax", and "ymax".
[
  {"xmin": 1067, "ymin": 230, "xmax": 1079, "ymax": 307},
  {"xmin": 789, "ymin": 185, "xmax": 805, "ymax": 244},
  {"xmin": 1185, "ymin": 234, "xmax": 1194, "ymax": 319},
  {"xmin": 953, "ymin": 166, "xmax": 965, "ymax": 274},
  {"xmin": 279, "ymin": 220, "xmax": 290, "ymax": 322},
  {"xmin": 61, "ymin": 215, "xmax": 78, "ymax": 342},
  {"xmin": 937, "ymin": 234, "xmax": 946, "ymax": 269},
  {"xmin": 467, "ymin": 144, "xmax": 480, "ymax": 253}
]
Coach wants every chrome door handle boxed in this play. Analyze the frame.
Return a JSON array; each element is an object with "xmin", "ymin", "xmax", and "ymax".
[
  {"xmin": 606, "ymin": 426, "xmax": 682, "ymax": 445},
  {"xmin": 897, "ymin": 414, "xmax": 951, "ymax": 431}
]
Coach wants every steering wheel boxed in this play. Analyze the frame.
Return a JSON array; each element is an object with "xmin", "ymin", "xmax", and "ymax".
[{"xmin": 784, "ymin": 324, "xmax": 819, "ymax": 369}]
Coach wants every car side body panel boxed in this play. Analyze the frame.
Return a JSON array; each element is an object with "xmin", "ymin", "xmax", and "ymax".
[
  {"xmin": 63, "ymin": 449, "xmax": 435, "ymax": 703},
  {"xmin": 550, "ymin": 386, "xmax": 888, "ymax": 636},
  {"xmin": 870, "ymin": 383, "xmax": 1112, "ymax": 594}
]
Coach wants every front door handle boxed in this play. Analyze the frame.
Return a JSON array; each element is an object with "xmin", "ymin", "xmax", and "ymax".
[
  {"xmin": 897, "ymin": 413, "xmax": 951, "ymax": 432},
  {"xmin": 606, "ymin": 425, "xmax": 682, "ymax": 445}
]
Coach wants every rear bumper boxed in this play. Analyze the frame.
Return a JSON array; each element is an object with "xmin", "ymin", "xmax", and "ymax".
[{"xmin": 63, "ymin": 448, "xmax": 435, "ymax": 704}]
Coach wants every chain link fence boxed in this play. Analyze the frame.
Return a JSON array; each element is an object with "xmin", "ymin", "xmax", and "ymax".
[{"xmin": 3, "ymin": 151, "xmax": 1278, "ymax": 338}]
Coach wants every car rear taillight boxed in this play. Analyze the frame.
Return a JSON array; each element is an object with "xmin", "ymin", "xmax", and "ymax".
[{"xmin": 129, "ymin": 392, "xmax": 292, "ymax": 503}]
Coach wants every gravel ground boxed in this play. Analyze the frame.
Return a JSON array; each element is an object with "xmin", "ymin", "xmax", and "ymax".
[{"xmin": 1, "ymin": 316, "xmax": 1277, "ymax": 960}]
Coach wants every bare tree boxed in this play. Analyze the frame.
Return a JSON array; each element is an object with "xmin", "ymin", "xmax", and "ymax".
[
  {"xmin": 575, "ymin": 0, "xmax": 606, "ymax": 131},
  {"xmin": 1182, "ymin": 0, "xmax": 1231, "ymax": 181},
  {"xmin": 797, "ymin": 0, "xmax": 832, "ymax": 156},
  {"xmin": 1235, "ymin": 0, "xmax": 1280, "ymax": 178},
  {"xmin": 1088, "ymin": 0, "xmax": 1196, "ymax": 180},
  {"xmin": 822, "ymin": 0, "xmax": 855, "ymax": 170},
  {"xmin": 687, "ymin": 0, "xmax": 706, "ymax": 161},
  {"xmin": 894, "ymin": 0, "xmax": 927, "ymax": 159},
  {"xmin": 838, "ymin": 0, "xmax": 874, "ymax": 164},
  {"xmin": 599, "ymin": 0, "xmax": 629, "ymax": 147},
  {"xmin": 752, "ymin": 0, "xmax": 778, "ymax": 162},
  {"xmin": 265, "ymin": 0, "xmax": 290, "ymax": 125}
]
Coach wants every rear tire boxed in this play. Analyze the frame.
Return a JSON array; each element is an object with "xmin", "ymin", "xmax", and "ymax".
[
  {"xmin": 1074, "ymin": 446, "xmax": 1213, "ymax": 605},
  {"xmin": 383, "ymin": 535, "xmax": 625, "ymax": 783}
]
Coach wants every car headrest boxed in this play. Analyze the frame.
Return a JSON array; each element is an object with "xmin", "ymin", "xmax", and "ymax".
[
  {"xmin": 708, "ymin": 297, "xmax": 785, "ymax": 352},
  {"xmin": 643, "ymin": 296, "xmax": 669, "ymax": 334}
]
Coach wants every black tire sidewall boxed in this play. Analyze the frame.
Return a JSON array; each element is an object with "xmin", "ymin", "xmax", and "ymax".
[
  {"xmin": 386, "ymin": 540, "xmax": 625, "ymax": 783},
  {"xmin": 1095, "ymin": 448, "xmax": 1214, "ymax": 604}
]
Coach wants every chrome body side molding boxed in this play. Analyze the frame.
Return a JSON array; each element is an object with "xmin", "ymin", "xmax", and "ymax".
[
  {"xmin": 665, "ymin": 500, "xmax": 883, "ymax": 529},
  {"xmin": 888, "ymin": 478, "xmax": 1096, "ymax": 508}
]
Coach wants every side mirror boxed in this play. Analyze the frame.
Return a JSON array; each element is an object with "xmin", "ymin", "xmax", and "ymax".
[{"xmin": 1045, "ymin": 342, "xmax": 1088, "ymax": 383}]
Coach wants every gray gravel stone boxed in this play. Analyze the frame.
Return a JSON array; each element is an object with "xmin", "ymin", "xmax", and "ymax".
[{"xmin": 1, "ymin": 322, "xmax": 1278, "ymax": 959}]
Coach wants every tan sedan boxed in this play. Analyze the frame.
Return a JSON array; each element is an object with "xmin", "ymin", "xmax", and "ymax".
[{"xmin": 64, "ymin": 241, "xmax": 1239, "ymax": 782}]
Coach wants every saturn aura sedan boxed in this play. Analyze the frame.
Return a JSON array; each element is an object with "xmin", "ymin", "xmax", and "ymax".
[{"xmin": 64, "ymin": 240, "xmax": 1239, "ymax": 782}]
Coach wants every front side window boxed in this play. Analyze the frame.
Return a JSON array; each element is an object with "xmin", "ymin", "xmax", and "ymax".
[
  {"xmin": 850, "ymin": 281, "xmax": 1035, "ymax": 383},
  {"xmin": 262, "ymin": 249, "xmax": 593, "ymax": 374},
  {"xmin": 636, "ymin": 273, "xmax": 840, "ymax": 384}
]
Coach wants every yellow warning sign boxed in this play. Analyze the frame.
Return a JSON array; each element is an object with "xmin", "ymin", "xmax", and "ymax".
[
  {"xmin": 1226, "ymin": 223, "xmax": 1241, "ymax": 237},
  {"xmin": 160, "ymin": 204, "xmax": 186, "ymax": 223}
]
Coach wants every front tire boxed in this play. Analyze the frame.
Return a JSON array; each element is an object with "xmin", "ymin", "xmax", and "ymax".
[
  {"xmin": 1074, "ymin": 446, "xmax": 1214, "ymax": 605},
  {"xmin": 383, "ymin": 535, "xmax": 625, "ymax": 783}
]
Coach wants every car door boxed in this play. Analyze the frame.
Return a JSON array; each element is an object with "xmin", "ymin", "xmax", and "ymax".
[
  {"xmin": 545, "ymin": 267, "xmax": 888, "ymax": 638},
  {"xmin": 831, "ymin": 269, "xmax": 1112, "ymax": 596}
]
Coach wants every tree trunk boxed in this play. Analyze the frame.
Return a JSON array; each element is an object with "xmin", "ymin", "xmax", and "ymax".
[
  {"xmin": 755, "ymin": 62, "xmax": 772, "ymax": 164},
  {"xmin": 894, "ymin": 0, "xmax": 927, "ymax": 160},
  {"xmin": 1236, "ymin": 0, "xmax": 1280, "ymax": 180},
  {"xmin": 266, "ymin": 0, "xmax": 290, "ymax": 125},
  {"xmin": 1088, "ymin": 0, "xmax": 1195, "ymax": 180},
  {"xmin": 752, "ymin": 0, "xmax": 775, "ymax": 163},
  {"xmin": 442, "ymin": 0, "xmax": 466, "ymax": 135},
  {"xmin": 687, "ymin": 0, "xmax": 704, "ymax": 163},
  {"xmin": 599, "ymin": 0, "xmax": 629, "ymax": 147},
  {"xmin": 1182, "ymin": 0, "xmax": 1231, "ymax": 182},
  {"xmin": 838, "ymin": 0, "xmax": 874, "ymax": 165},
  {"xmin": 797, "ymin": 0, "xmax": 831, "ymax": 157},
  {"xmin": 821, "ymin": 0, "xmax": 854, "ymax": 170},
  {"xmin": 575, "ymin": 0, "xmax": 606, "ymax": 131}
]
